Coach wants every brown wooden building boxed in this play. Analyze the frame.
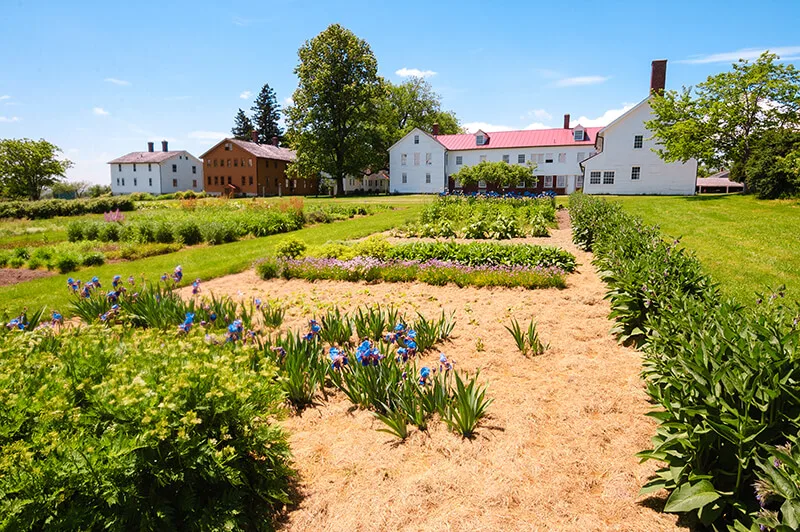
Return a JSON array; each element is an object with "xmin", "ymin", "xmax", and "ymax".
[{"xmin": 200, "ymin": 134, "xmax": 317, "ymax": 196}]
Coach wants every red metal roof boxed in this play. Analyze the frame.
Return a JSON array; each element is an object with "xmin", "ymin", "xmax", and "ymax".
[{"xmin": 434, "ymin": 127, "xmax": 602, "ymax": 151}]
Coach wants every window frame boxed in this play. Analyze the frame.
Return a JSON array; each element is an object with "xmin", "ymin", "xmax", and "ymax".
[
  {"xmin": 401, "ymin": 172, "xmax": 408, "ymax": 184},
  {"xmin": 631, "ymin": 166, "xmax": 641, "ymax": 180},
  {"xmin": 455, "ymin": 155, "xmax": 463, "ymax": 165},
  {"xmin": 603, "ymin": 171, "xmax": 615, "ymax": 185},
  {"xmin": 633, "ymin": 135, "xmax": 643, "ymax": 149},
  {"xmin": 518, "ymin": 154, "xmax": 525, "ymax": 164},
  {"xmin": 544, "ymin": 175, "xmax": 554, "ymax": 188},
  {"xmin": 589, "ymin": 171, "xmax": 601, "ymax": 185}
]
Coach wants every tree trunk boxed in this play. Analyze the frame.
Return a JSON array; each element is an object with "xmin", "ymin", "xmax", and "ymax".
[{"xmin": 334, "ymin": 176, "xmax": 344, "ymax": 197}]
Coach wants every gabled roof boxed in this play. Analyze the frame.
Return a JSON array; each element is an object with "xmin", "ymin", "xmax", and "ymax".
[
  {"xmin": 435, "ymin": 126, "xmax": 602, "ymax": 151},
  {"xmin": 387, "ymin": 127, "xmax": 446, "ymax": 151},
  {"xmin": 108, "ymin": 151, "xmax": 184, "ymax": 164},
  {"xmin": 200, "ymin": 138, "xmax": 295, "ymax": 162}
]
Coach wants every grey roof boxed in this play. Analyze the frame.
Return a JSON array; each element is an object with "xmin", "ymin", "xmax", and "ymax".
[
  {"xmin": 108, "ymin": 151, "xmax": 182, "ymax": 164},
  {"xmin": 201, "ymin": 138, "xmax": 296, "ymax": 162}
]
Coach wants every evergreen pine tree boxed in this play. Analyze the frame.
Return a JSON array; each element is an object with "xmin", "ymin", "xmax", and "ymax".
[
  {"xmin": 251, "ymin": 84, "xmax": 283, "ymax": 144},
  {"xmin": 231, "ymin": 109, "xmax": 254, "ymax": 140}
]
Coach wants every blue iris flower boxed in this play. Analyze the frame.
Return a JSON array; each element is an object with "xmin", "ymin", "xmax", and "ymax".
[
  {"xmin": 407, "ymin": 329, "xmax": 417, "ymax": 339},
  {"xmin": 406, "ymin": 339, "xmax": 417, "ymax": 350},
  {"xmin": 394, "ymin": 323, "xmax": 405, "ymax": 332}
]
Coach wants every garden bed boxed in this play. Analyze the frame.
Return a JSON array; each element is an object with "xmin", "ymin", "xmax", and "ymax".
[
  {"xmin": 0, "ymin": 267, "xmax": 54, "ymax": 287},
  {"xmin": 176, "ymin": 215, "xmax": 685, "ymax": 531}
]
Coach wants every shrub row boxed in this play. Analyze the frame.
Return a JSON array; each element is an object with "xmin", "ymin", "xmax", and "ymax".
[
  {"xmin": 400, "ymin": 195, "xmax": 556, "ymax": 239},
  {"xmin": 0, "ymin": 243, "xmax": 105, "ymax": 273},
  {"xmin": 0, "ymin": 197, "xmax": 135, "ymax": 220},
  {"xmin": 0, "ymin": 326, "xmax": 293, "ymax": 530},
  {"xmin": 257, "ymin": 256, "xmax": 567, "ymax": 290},
  {"xmin": 569, "ymin": 193, "xmax": 800, "ymax": 530}
]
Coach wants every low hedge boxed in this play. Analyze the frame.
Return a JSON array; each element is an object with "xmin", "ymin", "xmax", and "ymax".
[
  {"xmin": 569, "ymin": 193, "xmax": 800, "ymax": 530},
  {"xmin": 0, "ymin": 197, "xmax": 135, "ymax": 220}
]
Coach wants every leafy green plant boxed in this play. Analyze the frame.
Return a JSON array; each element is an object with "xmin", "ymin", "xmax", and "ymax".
[
  {"xmin": 505, "ymin": 318, "xmax": 527, "ymax": 353},
  {"xmin": 444, "ymin": 371, "xmax": 493, "ymax": 438},
  {"xmin": 374, "ymin": 407, "xmax": 410, "ymax": 441},
  {"xmin": 526, "ymin": 319, "xmax": 548, "ymax": 355},
  {"xmin": 318, "ymin": 307, "xmax": 352, "ymax": 346},
  {"xmin": 260, "ymin": 302, "xmax": 285, "ymax": 328},
  {"xmin": 276, "ymin": 237, "xmax": 307, "ymax": 259}
]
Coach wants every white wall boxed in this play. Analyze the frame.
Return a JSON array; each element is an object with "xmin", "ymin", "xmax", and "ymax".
[
  {"xmin": 389, "ymin": 128, "xmax": 446, "ymax": 193},
  {"xmin": 447, "ymin": 145, "xmax": 593, "ymax": 193},
  {"xmin": 110, "ymin": 151, "xmax": 203, "ymax": 195},
  {"xmin": 583, "ymin": 100, "xmax": 697, "ymax": 195},
  {"xmin": 110, "ymin": 162, "xmax": 163, "ymax": 195},
  {"xmin": 159, "ymin": 153, "xmax": 204, "ymax": 194}
]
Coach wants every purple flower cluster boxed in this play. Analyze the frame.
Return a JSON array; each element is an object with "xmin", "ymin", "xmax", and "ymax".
[{"xmin": 103, "ymin": 209, "xmax": 125, "ymax": 223}]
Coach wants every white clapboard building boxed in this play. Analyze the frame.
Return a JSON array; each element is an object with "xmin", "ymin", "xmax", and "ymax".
[{"xmin": 108, "ymin": 141, "xmax": 203, "ymax": 195}]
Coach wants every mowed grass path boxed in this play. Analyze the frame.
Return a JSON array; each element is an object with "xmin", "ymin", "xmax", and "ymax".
[
  {"xmin": 613, "ymin": 194, "xmax": 800, "ymax": 303},
  {"xmin": 0, "ymin": 205, "xmax": 423, "ymax": 314}
]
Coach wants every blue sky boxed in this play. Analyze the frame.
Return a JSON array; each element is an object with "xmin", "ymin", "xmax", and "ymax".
[{"xmin": 1, "ymin": 0, "xmax": 799, "ymax": 184}]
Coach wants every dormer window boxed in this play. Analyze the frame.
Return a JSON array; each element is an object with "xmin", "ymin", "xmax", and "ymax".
[
  {"xmin": 476, "ymin": 134, "xmax": 485, "ymax": 145},
  {"xmin": 574, "ymin": 130, "xmax": 584, "ymax": 141}
]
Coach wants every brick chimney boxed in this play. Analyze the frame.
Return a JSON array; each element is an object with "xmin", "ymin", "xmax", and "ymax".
[
  {"xmin": 147, "ymin": 142, "xmax": 154, "ymax": 152},
  {"xmin": 563, "ymin": 114, "xmax": 570, "ymax": 129},
  {"xmin": 650, "ymin": 59, "xmax": 667, "ymax": 95},
  {"xmin": 251, "ymin": 130, "xmax": 258, "ymax": 143},
  {"xmin": 432, "ymin": 123, "xmax": 440, "ymax": 136},
  {"xmin": 271, "ymin": 136, "xmax": 278, "ymax": 146},
  {"xmin": 161, "ymin": 140, "xmax": 168, "ymax": 152}
]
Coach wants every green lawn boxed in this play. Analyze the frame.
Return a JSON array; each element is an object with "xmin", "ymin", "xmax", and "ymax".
[
  {"xmin": 0, "ymin": 204, "xmax": 423, "ymax": 314},
  {"xmin": 611, "ymin": 194, "xmax": 800, "ymax": 303}
]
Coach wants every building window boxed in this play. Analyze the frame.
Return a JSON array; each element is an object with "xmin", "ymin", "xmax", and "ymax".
[
  {"xmin": 413, "ymin": 153, "xmax": 420, "ymax": 166},
  {"xmin": 478, "ymin": 180, "xmax": 487, "ymax": 188},
  {"xmin": 544, "ymin": 175, "xmax": 553, "ymax": 188},
  {"xmin": 207, "ymin": 176, "xmax": 211, "ymax": 185},
  {"xmin": 241, "ymin": 176, "xmax": 246, "ymax": 186},
  {"xmin": 213, "ymin": 159, "xmax": 218, "ymax": 167},
  {"xmin": 425, "ymin": 173, "xmax": 431, "ymax": 184},
  {"xmin": 207, "ymin": 159, "xmax": 212, "ymax": 166},
  {"xmin": 589, "ymin": 171, "xmax": 601, "ymax": 184},
  {"xmin": 518, "ymin": 154, "xmax": 525, "ymax": 163},
  {"xmin": 248, "ymin": 158, "xmax": 253, "ymax": 167},
  {"xmin": 631, "ymin": 166, "xmax": 641, "ymax": 180},
  {"xmin": 228, "ymin": 176, "xmax": 232, "ymax": 184},
  {"xmin": 224, "ymin": 143, "xmax": 232, "ymax": 151},
  {"xmin": 192, "ymin": 166, "xmax": 196, "ymax": 174},
  {"xmin": 425, "ymin": 153, "xmax": 432, "ymax": 165},
  {"xmin": 214, "ymin": 176, "xmax": 218, "ymax": 185},
  {"xmin": 148, "ymin": 164, "xmax": 152, "ymax": 171},
  {"xmin": 240, "ymin": 159, "xmax": 244, "ymax": 167},
  {"xmin": 535, "ymin": 154, "xmax": 544, "ymax": 164},
  {"xmin": 557, "ymin": 175, "xmax": 566, "ymax": 188},
  {"xmin": 456, "ymin": 155, "xmax": 463, "ymax": 165},
  {"xmin": 133, "ymin": 164, "xmax": 136, "ymax": 172},
  {"xmin": 476, "ymin": 134, "xmax": 484, "ymax": 145},
  {"xmin": 517, "ymin": 179, "xmax": 525, "ymax": 188},
  {"xmin": 401, "ymin": 153, "xmax": 407, "ymax": 166},
  {"xmin": 192, "ymin": 179, "xmax": 197, "ymax": 188},
  {"xmin": 577, "ymin": 152, "xmax": 585, "ymax": 162},
  {"xmin": 479, "ymin": 155, "xmax": 487, "ymax": 163},
  {"xmin": 234, "ymin": 159, "xmax": 238, "ymax": 167},
  {"xmin": 545, "ymin": 153, "xmax": 554, "ymax": 163},
  {"xmin": 574, "ymin": 130, "xmax": 584, "ymax": 141},
  {"xmin": 633, "ymin": 135, "xmax": 643, "ymax": 149},
  {"xmin": 401, "ymin": 172, "xmax": 407, "ymax": 184},
  {"xmin": 274, "ymin": 161, "xmax": 278, "ymax": 168},
  {"xmin": 414, "ymin": 135, "xmax": 419, "ymax": 144},
  {"xmin": 557, "ymin": 153, "xmax": 566, "ymax": 163},
  {"xmin": 121, "ymin": 178, "xmax": 125, "ymax": 186},
  {"xmin": 172, "ymin": 164, "xmax": 177, "ymax": 173},
  {"xmin": 172, "ymin": 179, "xmax": 178, "ymax": 187},
  {"xmin": 502, "ymin": 154, "xmax": 510, "ymax": 163},
  {"xmin": 133, "ymin": 178, "xmax": 137, "ymax": 186},
  {"xmin": 227, "ymin": 159, "xmax": 231, "ymax": 167},
  {"xmin": 249, "ymin": 176, "xmax": 253, "ymax": 185},
  {"xmin": 118, "ymin": 164, "xmax": 122, "ymax": 172},
  {"xmin": 116, "ymin": 178, "xmax": 120, "ymax": 186},
  {"xmin": 603, "ymin": 171, "xmax": 615, "ymax": 184},
  {"xmin": 149, "ymin": 178, "xmax": 152, "ymax": 186}
]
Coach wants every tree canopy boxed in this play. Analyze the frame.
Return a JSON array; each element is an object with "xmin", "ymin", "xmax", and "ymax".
[
  {"xmin": 285, "ymin": 24, "xmax": 383, "ymax": 196},
  {"xmin": 381, "ymin": 77, "xmax": 460, "ymax": 139},
  {"xmin": 647, "ymin": 52, "xmax": 800, "ymax": 184},
  {"xmin": 449, "ymin": 160, "xmax": 537, "ymax": 188},
  {"xmin": 743, "ymin": 129, "xmax": 800, "ymax": 198},
  {"xmin": 231, "ymin": 108, "xmax": 254, "ymax": 140},
  {"xmin": 0, "ymin": 138, "xmax": 73, "ymax": 200},
  {"xmin": 251, "ymin": 84, "xmax": 283, "ymax": 144}
]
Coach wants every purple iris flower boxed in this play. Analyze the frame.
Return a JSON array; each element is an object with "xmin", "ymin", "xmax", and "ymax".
[
  {"xmin": 419, "ymin": 366, "xmax": 431, "ymax": 385},
  {"xmin": 112, "ymin": 275, "xmax": 121, "ymax": 288}
]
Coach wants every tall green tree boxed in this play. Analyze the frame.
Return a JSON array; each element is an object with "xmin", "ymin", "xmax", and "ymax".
[
  {"xmin": 0, "ymin": 138, "xmax": 73, "ymax": 200},
  {"xmin": 647, "ymin": 52, "xmax": 800, "ymax": 185},
  {"xmin": 743, "ymin": 129, "xmax": 800, "ymax": 198},
  {"xmin": 231, "ymin": 108, "xmax": 254, "ymax": 140},
  {"xmin": 251, "ymin": 84, "xmax": 283, "ymax": 144},
  {"xmin": 383, "ymin": 77, "xmax": 461, "ymax": 137},
  {"xmin": 285, "ymin": 24, "xmax": 383, "ymax": 196}
]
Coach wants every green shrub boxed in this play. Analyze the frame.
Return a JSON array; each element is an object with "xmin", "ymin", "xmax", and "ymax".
[
  {"xmin": 352, "ymin": 235, "xmax": 391, "ymax": 259},
  {"xmin": 276, "ymin": 238, "xmax": 306, "ymax": 259},
  {"xmin": 8, "ymin": 256, "xmax": 24, "ymax": 268},
  {"xmin": 66, "ymin": 221, "xmax": 85, "ymax": 242},
  {"xmin": 98, "ymin": 223, "xmax": 121, "ymax": 242},
  {"xmin": 13, "ymin": 247, "xmax": 29, "ymax": 260},
  {"xmin": 175, "ymin": 220, "xmax": 202, "ymax": 245},
  {"xmin": 0, "ymin": 327, "xmax": 294, "ymax": 530},
  {"xmin": 0, "ymin": 196, "xmax": 135, "ymax": 220},
  {"xmin": 0, "ymin": 250, "xmax": 9, "ymax": 267},
  {"xmin": 81, "ymin": 251, "xmax": 105, "ymax": 267},
  {"xmin": 255, "ymin": 258, "xmax": 279, "ymax": 279},
  {"xmin": 54, "ymin": 253, "xmax": 80, "ymax": 273}
]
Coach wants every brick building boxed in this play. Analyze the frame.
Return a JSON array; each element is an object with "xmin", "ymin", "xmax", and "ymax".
[{"xmin": 200, "ymin": 133, "xmax": 317, "ymax": 196}]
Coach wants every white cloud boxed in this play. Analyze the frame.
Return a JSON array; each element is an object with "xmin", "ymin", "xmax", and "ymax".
[
  {"xmin": 0, "ymin": 95, "xmax": 10, "ymax": 101},
  {"xmin": 462, "ymin": 122, "xmax": 515, "ymax": 133},
  {"xmin": 523, "ymin": 109, "xmax": 552, "ymax": 121},
  {"xmin": 239, "ymin": 90, "xmax": 252, "ymax": 99},
  {"xmin": 104, "ymin": 77, "xmax": 130, "ymax": 86},
  {"xmin": 92, "ymin": 107, "xmax": 109, "ymax": 116},
  {"xmin": 188, "ymin": 130, "xmax": 228, "ymax": 140},
  {"xmin": 678, "ymin": 46, "xmax": 800, "ymax": 64},
  {"xmin": 523, "ymin": 122, "xmax": 552, "ymax": 130},
  {"xmin": 555, "ymin": 76, "xmax": 611, "ymax": 87},
  {"xmin": 395, "ymin": 67, "xmax": 437, "ymax": 78},
  {"xmin": 570, "ymin": 103, "xmax": 636, "ymax": 127},
  {"xmin": 0, "ymin": 116, "xmax": 20, "ymax": 123},
  {"xmin": 283, "ymin": 96, "xmax": 293, "ymax": 106}
]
